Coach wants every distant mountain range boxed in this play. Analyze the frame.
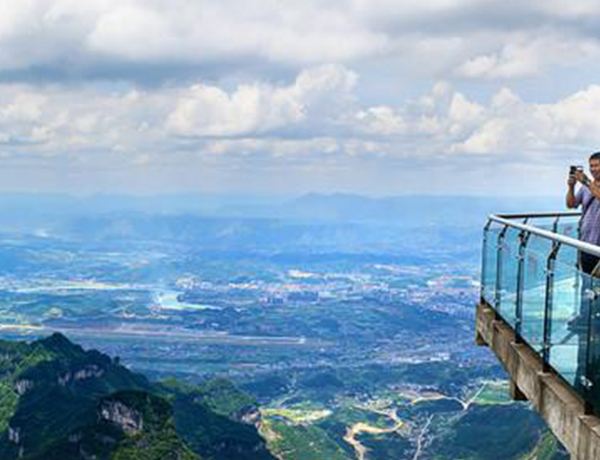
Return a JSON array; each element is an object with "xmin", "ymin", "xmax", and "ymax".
[
  {"xmin": 0, "ymin": 333, "xmax": 276, "ymax": 460},
  {"xmin": 0, "ymin": 192, "xmax": 563, "ymax": 227},
  {"xmin": 279, "ymin": 193, "xmax": 563, "ymax": 225},
  {"xmin": 0, "ymin": 192, "xmax": 567, "ymax": 262}
]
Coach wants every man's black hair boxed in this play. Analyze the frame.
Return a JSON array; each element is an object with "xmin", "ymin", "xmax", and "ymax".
[{"xmin": 590, "ymin": 152, "xmax": 600, "ymax": 161}]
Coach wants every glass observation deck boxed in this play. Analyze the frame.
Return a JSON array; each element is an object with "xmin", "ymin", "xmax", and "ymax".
[{"xmin": 481, "ymin": 211, "xmax": 600, "ymax": 414}]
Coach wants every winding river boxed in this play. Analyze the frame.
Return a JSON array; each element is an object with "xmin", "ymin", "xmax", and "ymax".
[
  {"xmin": 153, "ymin": 290, "xmax": 222, "ymax": 311},
  {"xmin": 343, "ymin": 409, "xmax": 404, "ymax": 460}
]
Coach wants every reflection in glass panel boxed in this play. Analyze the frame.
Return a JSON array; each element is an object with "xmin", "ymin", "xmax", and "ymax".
[
  {"xmin": 587, "ymin": 290, "xmax": 600, "ymax": 414},
  {"xmin": 555, "ymin": 220, "xmax": 579, "ymax": 238},
  {"xmin": 521, "ymin": 235, "xmax": 552, "ymax": 353},
  {"xmin": 523, "ymin": 216, "xmax": 578, "ymax": 238},
  {"xmin": 528, "ymin": 220, "xmax": 554, "ymax": 232},
  {"xmin": 548, "ymin": 256, "xmax": 587, "ymax": 389},
  {"xmin": 482, "ymin": 225, "xmax": 500, "ymax": 306},
  {"xmin": 497, "ymin": 228, "xmax": 521, "ymax": 328}
]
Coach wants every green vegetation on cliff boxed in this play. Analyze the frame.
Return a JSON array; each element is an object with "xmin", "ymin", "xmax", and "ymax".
[
  {"xmin": 0, "ymin": 333, "xmax": 274, "ymax": 460},
  {"xmin": 162, "ymin": 378, "xmax": 275, "ymax": 460}
]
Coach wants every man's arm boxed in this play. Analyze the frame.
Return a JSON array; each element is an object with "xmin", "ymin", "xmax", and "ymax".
[{"xmin": 566, "ymin": 174, "xmax": 578, "ymax": 208}]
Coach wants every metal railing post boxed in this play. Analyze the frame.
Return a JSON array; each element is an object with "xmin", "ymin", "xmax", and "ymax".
[
  {"xmin": 542, "ymin": 241, "xmax": 561, "ymax": 372},
  {"xmin": 552, "ymin": 216, "xmax": 561, "ymax": 234},
  {"xmin": 515, "ymin": 229, "xmax": 531, "ymax": 344}
]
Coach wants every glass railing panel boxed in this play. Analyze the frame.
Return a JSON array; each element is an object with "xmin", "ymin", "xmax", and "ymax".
[
  {"xmin": 497, "ymin": 227, "xmax": 521, "ymax": 327},
  {"xmin": 586, "ymin": 291, "xmax": 600, "ymax": 413},
  {"xmin": 555, "ymin": 220, "xmax": 579, "ymax": 238},
  {"xmin": 527, "ymin": 220, "xmax": 555, "ymax": 232},
  {"xmin": 520, "ymin": 235, "xmax": 552, "ymax": 353},
  {"xmin": 521, "ymin": 216, "xmax": 578, "ymax": 238},
  {"xmin": 482, "ymin": 224, "xmax": 500, "ymax": 306},
  {"xmin": 555, "ymin": 245, "xmax": 579, "ymax": 282},
  {"xmin": 481, "ymin": 213, "xmax": 600, "ymax": 411},
  {"xmin": 547, "ymin": 254, "xmax": 586, "ymax": 388}
]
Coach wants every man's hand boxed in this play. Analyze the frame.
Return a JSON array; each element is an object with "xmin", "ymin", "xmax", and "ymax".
[
  {"xmin": 567, "ymin": 170, "xmax": 579, "ymax": 208},
  {"xmin": 568, "ymin": 173, "xmax": 577, "ymax": 187}
]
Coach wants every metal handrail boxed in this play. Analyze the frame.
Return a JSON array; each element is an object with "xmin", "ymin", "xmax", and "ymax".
[
  {"xmin": 489, "ymin": 213, "xmax": 600, "ymax": 258},
  {"xmin": 496, "ymin": 211, "xmax": 581, "ymax": 219}
]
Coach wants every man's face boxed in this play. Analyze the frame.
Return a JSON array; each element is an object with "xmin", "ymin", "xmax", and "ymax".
[{"xmin": 590, "ymin": 159, "xmax": 600, "ymax": 180}]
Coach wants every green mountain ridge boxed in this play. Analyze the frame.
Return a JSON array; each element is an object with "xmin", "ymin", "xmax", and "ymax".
[
  {"xmin": 0, "ymin": 333, "xmax": 276, "ymax": 460},
  {"xmin": 35, "ymin": 391, "xmax": 199, "ymax": 460}
]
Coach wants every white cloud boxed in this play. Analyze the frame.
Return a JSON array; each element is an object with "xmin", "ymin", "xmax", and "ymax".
[
  {"xmin": 0, "ymin": 92, "xmax": 46, "ymax": 122},
  {"xmin": 455, "ymin": 118, "xmax": 509, "ymax": 153},
  {"xmin": 0, "ymin": 0, "xmax": 389, "ymax": 76},
  {"xmin": 455, "ymin": 34, "xmax": 600, "ymax": 79},
  {"xmin": 537, "ymin": 0, "xmax": 600, "ymax": 18},
  {"xmin": 1, "ymin": 74, "xmax": 600, "ymax": 163},
  {"xmin": 1, "ymin": 0, "xmax": 600, "ymax": 195},
  {"xmin": 542, "ymin": 85, "xmax": 600, "ymax": 143},
  {"xmin": 167, "ymin": 64, "xmax": 357, "ymax": 137},
  {"xmin": 166, "ymin": 83, "xmax": 305, "ymax": 137},
  {"xmin": 491, "ymin": 87, "xmax": 521, "ymax": 108},
  {"xmin": 355, "ymin": 106, "xmax": 406, "ymax": 135},
  {"xmin": 87, "ymin": 3, "xmax": 182, "ymax": 61},
  {"xmin": 0, "ymin": 0, "xmax": 599, "ymax": 86},
  {"xmin": 1, "ymin": 60, "xmax": 600, "ymax": 195},
  {"xmin": 449, "ymin": 84, "xmax": 600, "ymax": 154},
  {"xmin": 448, "ymin": 93, "xmax": 483, "ymax": 122},
  {"xmin": 202, "ymin": 137, "xmax": 342, "ymax": 159}
]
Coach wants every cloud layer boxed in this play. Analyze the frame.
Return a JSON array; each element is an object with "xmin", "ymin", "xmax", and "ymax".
[
  {"xmin": 0, "ymin": 0, "xmax": 599, "ymax": 195},
  {"xmin": 0, "ymin": 0, "xmax": 599, "ymax": 81}
]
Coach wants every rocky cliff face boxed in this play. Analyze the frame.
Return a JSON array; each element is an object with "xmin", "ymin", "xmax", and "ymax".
[
  {"xmin": 7, "ymin": 425, "xmax": 20, "ymax": 444},
  {"xmin": 7, "ymin": 426, "xmax": 24, "ymax": 459},
  {"xmin": 236, "ymin": 405, "xmax": 262, "ymax": 425},
  {"xmin": 99, "ymin": 399, "xmax": 143, "ymax": 435},
  {"xmin": 58, "ymin": 365, "xmax": 105, "ymax": 386},
  {"xmin": 0, "ymin": 334, "xmax": 181, "ymax": 460},
  {"xmin": 14, "ymin": 379, "xmax": 33, "ymax": 396}
]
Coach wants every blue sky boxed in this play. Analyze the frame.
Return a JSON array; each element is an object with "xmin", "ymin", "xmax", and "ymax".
[{"xmin": 0, "ymin": 0, "xmax": 598, "ymax": 196}]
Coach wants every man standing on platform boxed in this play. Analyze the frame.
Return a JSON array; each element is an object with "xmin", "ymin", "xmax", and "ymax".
[
  {"xmin": 567, "ymin": 152, "xmax": 600, "ymax": 274},
  {"xmin": 566, "ymin": 152, "xmax": 600, "ymax": 411}
]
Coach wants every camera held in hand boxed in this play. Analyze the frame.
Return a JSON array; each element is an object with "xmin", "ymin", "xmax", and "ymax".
[{"xmin": 570, "ymin": 165, "xmax": 590, "ymax": 186}]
